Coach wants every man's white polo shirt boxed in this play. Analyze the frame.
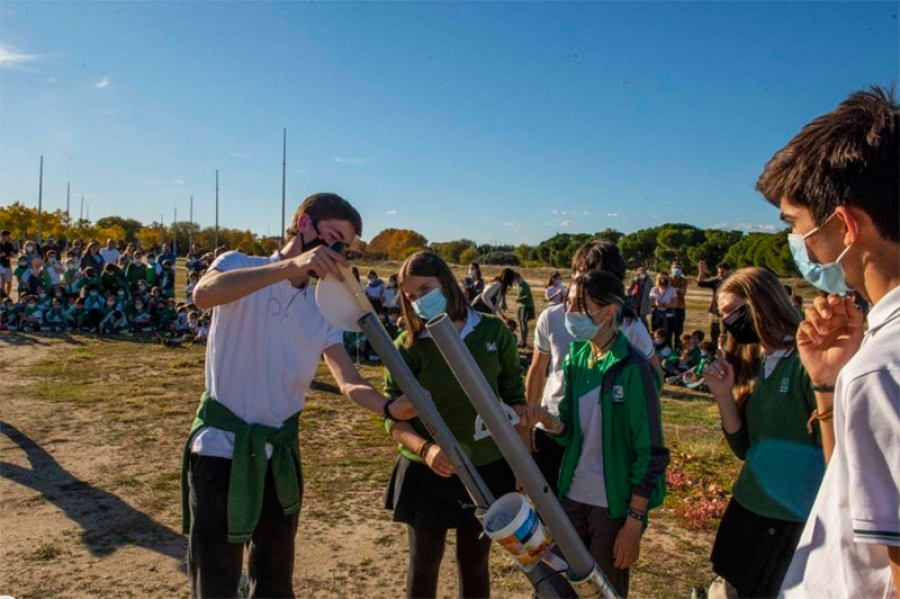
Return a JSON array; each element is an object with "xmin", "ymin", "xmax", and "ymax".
[
  {"xmin": 780, "ymin": 284, "xmax": 900, "ymax": 599},
  {"xmin": 191, "ymin": 251, "xmax": 342, "ymax": 460}
]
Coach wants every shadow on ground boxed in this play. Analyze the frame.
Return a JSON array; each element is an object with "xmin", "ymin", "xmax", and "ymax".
[{"xmin": 0, "ymin": 420, "xmax": 186, "ymax": 568}]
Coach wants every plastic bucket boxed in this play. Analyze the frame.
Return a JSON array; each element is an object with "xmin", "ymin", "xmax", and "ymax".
[{"xmin": 483, "ymin": 492, "xmax": 552, "ymax": 571}]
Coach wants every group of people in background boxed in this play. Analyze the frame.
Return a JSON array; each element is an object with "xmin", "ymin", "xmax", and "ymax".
[{"xmin": 0, "ymin": 231, "xmax": 218, "ymax": 342}]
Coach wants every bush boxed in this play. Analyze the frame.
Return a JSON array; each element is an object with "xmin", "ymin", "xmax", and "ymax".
[{"xmin": 475, "ymin": 251, "xmax": 521, "ymax": 266}]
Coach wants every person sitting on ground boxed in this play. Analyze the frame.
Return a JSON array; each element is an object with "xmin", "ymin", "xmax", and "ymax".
[
  {"xmin": 129, "ymin": 297, "xmax": 153, "ymax": 332},
  {"xmin": 365, "ymin": 269, "xmax": 386, "ymax": 313},
  {"xmin": 653, "ymin": 328, "xmax": 673, "ymax": 361},
  {"xmin": 185, "ymin": 270, "xmax": 200, "ymax": 303},
  {"xmin": 100, "ymin": 308, "xmax": 129, "ymax": 335},
  {"xmin": 160, "ymin": 260, "xmax": 176, "ymax": 298},
  {"xmin": 383, "ymin": 273, "xmax": 399, "ymax": 310},
  {"xmin": 81, "ymin": 267, "xmax": 102, "ymax": 294},
  {"xmin": 22, "ymin": 294, "xmax": 44, "ymax": 331},
  {"xmin": 43, "ymin": 297, "xmax": 68, "ymax": 332}
]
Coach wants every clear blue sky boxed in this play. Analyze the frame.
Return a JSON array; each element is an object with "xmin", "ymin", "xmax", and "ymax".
[{"xmin": 1, "ymin": 2, "xmax": 897, "ymax": 246}]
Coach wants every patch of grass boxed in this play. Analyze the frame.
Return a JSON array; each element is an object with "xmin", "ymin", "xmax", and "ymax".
[{"xmin": 28, "ymin": 542, "xmax": 63, "ymax": 561}]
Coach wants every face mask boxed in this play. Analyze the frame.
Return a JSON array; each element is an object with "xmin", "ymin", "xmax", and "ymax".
[
  {"xmin": 66, "ymin": 262, "xmax": 74, "ymax": 269},
  {"xmin": 638, "ymin": 273, "xmax": 646, "ymax": 280},
  {"xmin": 368, "ymin": 277, "xmax": 377, "ymax": 283},
  {"xmin": 468, "ymin": 270, "xmax": 476, "ymax": 278},
  {"xmin": 564, "ymin": 311, "xmax": 603, "ymax": 341},
  {"xmin": 117, "ymin": 291, "xmax": 125, "ymax": 297},
  {"xmin": 700, "ymin": 353, "xmax": 709, "ymax": 359},
  {"xmin": 653, "ymin": 339, "xmax": 664, "ymax": 346},
  {"xmin": 659, "ymin": 277, "xmax": 669, "ymax": 286},
  {"xmin": 722, "ymin": 304, "xmax": 759, "ymax": 345},
  {"xmin": 90, "ymin": 291, "xmax": 98, "ymax": 296},
  {"xmin": 148, "ymin": 260, "xmax": 155, "ymax": 265},
  {"xmin": 135, "ymin": 304, "xmax": 144, "ymax": 311},
  {"xmin": 25, "ymin": 246, "xmax": 34, "ymax": 253},
  {"xmin": 787, "ymin": 213, "xmax": 853, "ymax": 296},
  {"xmin": 673, "ymin": 268, "xmax": 682, "ymax": 277},
  {"xmin": 412, "ymin": 287, "xmax": 447, "ymax": 321},
  {"xmin": 28, "ymin": 303, "xmax": 36, "ymax": 309}
]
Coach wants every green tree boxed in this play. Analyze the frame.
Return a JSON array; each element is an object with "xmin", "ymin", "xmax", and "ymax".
[
  {"xmin": 619, "ymin": 227, "xmax": 660, "ymax": 268},
  {"xmin": 96, "ymin": 216, "xmax": 144, "ymax": 243}
]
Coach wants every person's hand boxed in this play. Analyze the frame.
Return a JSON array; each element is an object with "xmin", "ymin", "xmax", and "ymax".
[
  {"xmin": 698, "ymin": 259, "xmax": 707, "ymax": 275},
  {"xmin": 388, "ymin": 395, "xmax": 417, "ymax": 421},
  {"xmin": 613, "ymin": 517, "xmax": 644, "ymax": 569},
  {"xmin": 423, "ymin": 444, "xmax": 455, "ymax": 478},
  {"xmin": 798, "ymin": 294, "xmax": 864, "ymax": 386},
  {"xmin": 704, "ymin": 351, "xmax": 735, "ymax": 398},
  {"xmin": 287, "ymin": 244, "xmax": 348, "ymax": 281},
  {"xmin": 516, "ymin": 405, "xmax": 545, "ymax": 430}
]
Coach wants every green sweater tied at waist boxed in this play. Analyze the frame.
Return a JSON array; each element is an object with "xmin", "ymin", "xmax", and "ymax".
[{"xmin": 181, "ymin": 392, "xmax": 302, "ymax": 543}]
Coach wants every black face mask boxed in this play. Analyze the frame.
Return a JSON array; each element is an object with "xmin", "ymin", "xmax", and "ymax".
[
  {"xmin": 722, "ymin": 304, "xmax": 759, "ymax": 345},
  {"xmin": 300, "ymin": 222, "xmax": 346, "ymax": 255}
]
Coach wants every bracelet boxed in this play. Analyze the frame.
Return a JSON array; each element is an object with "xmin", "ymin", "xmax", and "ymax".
[
  {"xmin": 811, "ymin": 383, "xmax": 835, "ymax": 393},
  {"xmin": 627, "ymin": 507, "xmax": 646, "ymax": 522},
  {"xmin": 417, "ymin": 441, "xmax": 433, "ymax": 459},
  {"xmin": 816, "ymin": 408, "xmax": 834, "ymax": 421},
  {"xmin": 382, "ymin": 398, "xmax": 396, "ymax": 420}
]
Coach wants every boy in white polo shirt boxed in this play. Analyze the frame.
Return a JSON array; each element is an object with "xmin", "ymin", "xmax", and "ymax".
[
  {"xmin": 756, "ymin": 86, "xmax": 899, "ymax": 598},
  {"xmin": 182, "ymin": 193, "xmax": 415, "ymax": 599}
]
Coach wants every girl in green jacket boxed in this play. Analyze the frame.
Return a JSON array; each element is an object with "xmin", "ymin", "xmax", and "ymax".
[
  {"xmin": 704, "ymin": 267, "xmax": 824, "ymax": 598},
  {"xmin": 538, "ymin": 270, "xmax": 669, "ymax": 598},
  {"xmin": 383, "ymin": 250, "xmax": 529, "ymax": 599}
]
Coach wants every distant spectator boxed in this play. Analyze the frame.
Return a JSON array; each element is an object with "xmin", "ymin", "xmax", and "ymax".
[
  {"xmin": 159, "ymin": 260, "xmax": 176, "ymax": 298},
  {"xmin": 0, "ymin": 229, "xmax": 17, "ymax": 297},
  {"xmin": 545, "ymin": 272, "xmax": 566, "ymax": 305},
  {"xmin": 463, "ymin": 262, "xmax": 485, "ymax": 302},
  {"xmin": 126, "ymin": 251, "xmax": 147, "ymax": 291},
  {"xmin": 365, "ymin": 269, "xmax": 386, "ymax": 313},
  {"xmin": 697, "ymin": 260, "xmax": 732, "ymax": 343},
  {"xmin": 628, "ymin": 267, "xmax": 653, "ymax": 329},
  {"xmin": 514, "ymin": 271, "xmax": 535, "ymax": 348},
  {"xmin": 100, "ymin": 239, "xmax": 121, "ymax": 265},
  {"xmin": 44, "ymin": 251, "xmax": 64, "ymax": 286},
  {"xmin": 158, "ymin": 243, "xmax": 176, "ymax": 267},
  {"xmin": 649, "ymin": 272, "xmax": 677, "ymax": 348},
  {"xmin": 80, "ymin": 240, "xmax": 104, "ymax": 273},
  {"xmin": 670, "ymin": 261, "xmax": 689, "ymax": 347},
  {"xmin": 383, "ymin": 273, "xmax": 399, "ymax": 310}
]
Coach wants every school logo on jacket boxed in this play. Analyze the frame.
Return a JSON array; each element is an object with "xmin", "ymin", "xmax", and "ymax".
[
  {"xmin": 486, "ymin": 342, "xmax": 497, "ymax": 352},
  {"xmin": 613, "ymin": 385, "xmax": 625, "ymax": 403},
  {"xmin": 780, "ymin": 378, "xmax": 790, "ymax": 393}
]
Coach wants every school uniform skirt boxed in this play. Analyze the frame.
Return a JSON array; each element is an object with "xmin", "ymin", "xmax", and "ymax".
[
  {"xmin": 710, "ymin": 497, "xmax": 805, "ymax": 599},
  {"xmin": 385, "ymin": 455, "xmax": 516, "ymax": 529}
]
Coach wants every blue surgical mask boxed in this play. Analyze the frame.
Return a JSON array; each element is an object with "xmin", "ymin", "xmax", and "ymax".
[
  {"xmin": 564, "ymin": 311, "xmax": 603, "ymax": 341},
  {"xmin": 412, "ymin": 287, "xmax": 447, "ymax": 321},
  {"xmin": 787, "ymin": 213, "xmax": 853, "ymax": 296},
  {"xmin": 673, "ymin": 268, "xmax": 682, "ymax": 277}
]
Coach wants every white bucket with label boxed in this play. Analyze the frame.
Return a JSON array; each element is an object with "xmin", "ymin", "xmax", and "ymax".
[{"xmin": 483, "ymin": 492, "xmax": 553, "ymax": 571}]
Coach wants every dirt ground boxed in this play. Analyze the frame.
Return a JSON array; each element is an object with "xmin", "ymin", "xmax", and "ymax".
[{"xmin": 1, "ymin": 271, "xmax": 741, "ymax": 598}]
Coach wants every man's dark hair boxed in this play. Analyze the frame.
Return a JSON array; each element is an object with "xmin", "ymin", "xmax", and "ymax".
[
  {"xmin": 286, "ymin": 193, "xmax": 362, "ymax": 240},
  {"xmin": 717, "ymin": 263, "xmax": 730, "ymax": 272},
  {"xmin": 571, "ymin": 239, "xmax": 627, "ymax": 282},
  {"xmin": 756, "ymin": 85, "xmax": 899, "ymax": 242},
  {"xmin": 0, "ymin": 230, "xmax": 9, "ymax": 236}
]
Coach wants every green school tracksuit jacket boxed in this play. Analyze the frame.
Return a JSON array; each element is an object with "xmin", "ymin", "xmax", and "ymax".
[{"xmin": 555, "ymin": 331, "xmax": 669, "ymax": 520}]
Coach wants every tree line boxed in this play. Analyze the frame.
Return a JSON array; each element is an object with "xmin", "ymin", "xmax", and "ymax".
[{"xmin": 1, "ymin": 202, "xmax": 796, "ymax": 275}]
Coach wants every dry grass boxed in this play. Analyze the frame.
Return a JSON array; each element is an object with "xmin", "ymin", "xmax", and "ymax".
[{"xmin": 0, "ymin": 266, "xmax": 799, "ymax": 598}]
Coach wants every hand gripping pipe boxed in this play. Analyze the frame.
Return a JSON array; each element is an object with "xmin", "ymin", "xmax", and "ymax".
[
  {"xmin": 426, "ymin": 313, "xmax": 622, "ymax": 599},
  {"xmin": 356, "ymin": 312, "xmax": 567, "ymax": 598}
]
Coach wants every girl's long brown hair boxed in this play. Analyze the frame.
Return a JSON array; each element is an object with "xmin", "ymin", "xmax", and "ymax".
[
  {"xmin": 720, "ymin": 267, "xmax": 800, "ymax": 407},
  {"xmin": 398, "ymin": 250, "xmax": 470, "ymax": 348}
]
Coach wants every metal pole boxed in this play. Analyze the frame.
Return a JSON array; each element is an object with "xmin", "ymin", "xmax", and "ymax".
[
  {"xmin": 426, "ymin": 314, "xmax": 621, "ymax": 599},
  {"xmin": 281, "ymin": 127, "xmax": 287, "ymax": 242},
  {"xmin": 79, "ymin": 194, "xmax": 84, "ymax": 226},
  {"xmin": 356, "ymin": 312, "xmax": 566, "ymax": 598},
  {"xmin": 37, "ymin": 155, "xmax": 44, "ymax": 243},
  {"xmin": 215, "ymin": 170, "xmax": 219, "ymax": 248}
]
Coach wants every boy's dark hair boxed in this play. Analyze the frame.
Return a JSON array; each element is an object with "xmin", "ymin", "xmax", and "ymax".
[
  {"xmin": 84, "ymin": 267, "xmax": 95, "ymax": 277},
  {"xmin": 692, "ymin": 329, "xmax": 705, "ymax": 341},
  {"xmin": 571, "ymin": 239, "xmax": 627, "ymax": 282},
  {"xmin": 653, "ymin": 328, "xmax": 666, "ymax": 338},
  {"xmin": 162, "ymin": 260, "xmax": 172, "ymax": 268},
  {"xmin": 571, "ymin": 270, "xmax": 626, "ymax": 322},
  {"xmin": 756, "ymin": 85, "xmax": 899, "ymax": 242},
  {"xmin": 0, "ymin": 229, "xmax": 9, "ymax": 236},
  {"xmin": 717, "ymin": 263, "xmax": 730, "ymax": 271},
  {"xmin": 700, "ymin": 341, "xmax": 717, "ymax": 353},
  {"xmin": 286, "ymin": 193, "xmax": 362, "ymax": 239}
]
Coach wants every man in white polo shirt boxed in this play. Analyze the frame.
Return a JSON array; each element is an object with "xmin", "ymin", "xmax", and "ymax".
[
  {"xmin": 99, "ymin": 238, "xmax": 120, "ymax": 265},
  {"xmin": 182, "ymin": 192, "xmax": 415, "ymax": 599},
  {"xmin": 756, "ymin": 86, "xmax": 899, "ymax": 598}
]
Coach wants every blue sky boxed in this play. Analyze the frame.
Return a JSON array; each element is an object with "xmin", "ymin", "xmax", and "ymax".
[{"xmin": 1, "ymin": 2, "xmax": 897, "ymax": 246}]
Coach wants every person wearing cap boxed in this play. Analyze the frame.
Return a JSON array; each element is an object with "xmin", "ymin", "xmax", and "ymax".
[
  {"xmin": 0, "ymin": 230, "xmax": 17, "ymax": 297},
  {"xmin": 181, "ymin": 192, "xmax": 416, "ymax": 599}
]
